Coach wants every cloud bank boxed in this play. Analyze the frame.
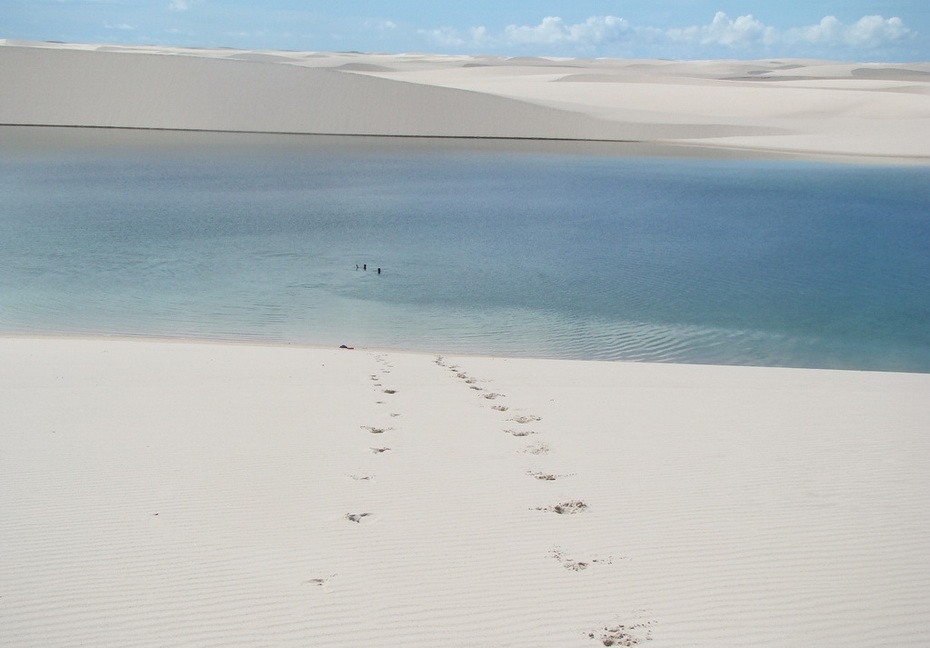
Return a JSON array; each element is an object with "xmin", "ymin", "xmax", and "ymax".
[{"xmin": 420, "ymin": 13, "xmax": 913, "ymax": 56}]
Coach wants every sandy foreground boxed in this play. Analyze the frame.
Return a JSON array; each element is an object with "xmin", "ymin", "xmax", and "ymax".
[
  {"xmin": 2, "ymin": 335, "xmax": 929, "ymax": 647},
  {"xmin": 1, "ymin": 39, "xmax": 929, "ymax": 161}
]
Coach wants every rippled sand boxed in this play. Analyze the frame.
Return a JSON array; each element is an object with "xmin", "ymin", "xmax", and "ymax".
[{"xmin": 2, "ymin": 336, "xmax": 930, "ymax": 647}]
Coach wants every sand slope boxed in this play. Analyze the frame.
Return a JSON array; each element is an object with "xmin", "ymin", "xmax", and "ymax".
[
  {"xmin": 2, "ymin": 337, "xmax": 929, "ymax": 647},
  {"xmin": 1, "ymin": 40, "xmax": 929, "ymax": 160},
  {"xmin": 0, "ymin": 44, "xmax": 658, "ymax": 141}
]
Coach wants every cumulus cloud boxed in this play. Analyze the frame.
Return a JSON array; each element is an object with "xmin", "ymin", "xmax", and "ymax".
[
  {"xmin": 420, "ymin": 12, "xmax": 912, "ymax": 56},
  {"xmin": 503, "ymin": 15, "xmax": 630, "ymax": 47},
  {"xmin": 417, "ymin": 26, "xmax": 467, "ymax": 48},
  {"xmin": 421, "ymin": 15, "xmax": 630, "ymax": 51},
  {"xmin": 840, "ymin": 15, "xmax": 908, "ymax": 47},
  {"xmin": 667, "ymin": 12, "xmax": 777, "ymax": 48},
  {"xmin": 783, "ymin": 15, "xmax": 843, "ymax": 45},
  {"xmin": 417, "ymin": 25, "xmax": 490, "ymax": 48}
]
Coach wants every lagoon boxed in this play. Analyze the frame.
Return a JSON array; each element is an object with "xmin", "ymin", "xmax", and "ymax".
[{"xmin": 2, "ymin": 128, "xmax": 928, "ymax": 372}]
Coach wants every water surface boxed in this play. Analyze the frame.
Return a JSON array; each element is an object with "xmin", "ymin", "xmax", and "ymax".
[{"xmin": 2, "ymin": 128, "xmax": 928, "ymax": 372}]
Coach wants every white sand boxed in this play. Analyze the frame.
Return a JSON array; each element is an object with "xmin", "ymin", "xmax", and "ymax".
[
  {"xmin": 2, "ymin": 336, "xmax": 929, "ymax": 647},
  {"xmin": 1, "ymin": 40, "xmax": 929, "ymax": 161},
  {"xmin": 2, "ymin": 40, "xmax": 929, "ymax": 646}
]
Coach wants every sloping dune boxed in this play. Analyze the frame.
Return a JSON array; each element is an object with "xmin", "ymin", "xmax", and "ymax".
[
  {"xmin": 2, "ymin": 337, "xmax": 929, "ymax": 647},
  {"xmin": 0, "ymin": 45, "xmax": 650, "ymax": 140},
  {"xmin": 4, "ymin": 41, "xmax": 928, "ymax": 160}
]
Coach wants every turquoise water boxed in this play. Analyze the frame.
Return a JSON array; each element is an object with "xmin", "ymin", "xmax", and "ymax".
[{"xmin": 2, "ymin": 129, "xmax": 929, "ymax": 371}]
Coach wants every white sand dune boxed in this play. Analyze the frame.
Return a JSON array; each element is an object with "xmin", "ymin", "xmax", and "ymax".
[
  {"xmin": 2, "ymin": 336, "xmax": 929, "ymax": 647},
  {"xmin": 1, "ymin": 40, "xmax": 929, "ymax": 161}
]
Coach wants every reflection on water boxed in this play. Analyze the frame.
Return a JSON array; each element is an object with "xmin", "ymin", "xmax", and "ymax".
[{"xmin": 2, "ymin": 128, "xmax": 929, "ymax": 372}]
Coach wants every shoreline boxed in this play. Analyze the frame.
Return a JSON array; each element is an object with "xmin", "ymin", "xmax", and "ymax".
[
  {"xmin": 2, "ymin": 122, "xmax": 928, "ymax": 167},
  {"xmin": 4, "ymin": 330, "xmax": 928, "ymax": 376},
  {"xmin": 3, "ymin": 334, "xmax": 929, "ymax": 647}
]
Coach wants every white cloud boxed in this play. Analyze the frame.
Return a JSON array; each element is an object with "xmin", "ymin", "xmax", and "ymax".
[
  {"xmin": 667, "ymin": 12, "xmax": 777, "ymax": 48},
  {"xmin": 782, "ymin": 14, "xmax": 910, "ymax": 49},
  {"xmin": 783, "ymin": 16, "xmax": 842, "ymax": 45},
  {"xmin": 421, "ymin": 16, "xmax": 631, "ymax": 51},
  {"xmin": 503, "ymin": 15, "xmax": 630, "ymax": 47},
  {"xmin": 104, "ymin": 22, "xmax": 136, "ymax": 31},
  {"xmin": 417, "ymin": 27, "xmax": 466, "ymax": 48},
  {"xmin": 421, "ymin": 12, "xmax": 912, "ymax": 56},
  {"xmin": 366, "ymin": 19, "xmax": 397, "ymax": 32},
  {"xmin": 844, "ymin": 15, "xmax": 909, "ymax": 47},
  {"xmin": 471, "ymin": 26, "xmax": 489, "ymax": 44},
  {"xmin": 666, "ymin": 12, "xmax": 911, "ymax": 51}
]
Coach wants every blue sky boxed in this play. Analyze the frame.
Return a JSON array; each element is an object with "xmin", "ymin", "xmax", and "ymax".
[{"xmin": 3, "ymin": 1, "xmax": 928, "ymax": 61}]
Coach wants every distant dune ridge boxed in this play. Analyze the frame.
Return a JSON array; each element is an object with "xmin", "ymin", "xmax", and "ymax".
[{"xmin": 1, "ymin": 39, "xmax": 929, "ymax": 160}]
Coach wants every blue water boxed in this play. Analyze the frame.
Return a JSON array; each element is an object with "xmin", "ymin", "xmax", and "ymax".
[{"xmin": 2, "ymin": 128, "xmax": 929, "ymax": 372}]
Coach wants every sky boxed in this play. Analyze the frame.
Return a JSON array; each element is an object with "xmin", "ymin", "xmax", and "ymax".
[{"xmin": 3, "ymin": 1, "xmax": 928, "ymax": 61}]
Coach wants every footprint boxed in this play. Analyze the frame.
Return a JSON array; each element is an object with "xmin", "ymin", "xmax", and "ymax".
[
  {"xmin": 383, "ymin": 389, "xmax": 397, "ymax": 395},
  {"xmin": 527, "ymin": 471, "xmax": 557, "ymax": 480},
  {"xmin": 510, "ymin": 415, "xmax": 542, "ymax": 424},
  {"xmin": 482, "ymin": 392, "xmax": 505, "ymax": 400},
  {"xmin": 370, "ymin": 447, "xmax": 391, "ymax": 454},
  {"xmin": 534, "ymin": 500, "xmax": 587, "ymax": 514},
  {"xmin": 346, "ymin": 513, "xmax": 371, "ymax": 523},
  {"xmin": 528, "ymin": 470, "xmax": 575, "ymax": 480},
  {"xmin": 522, "ymin": 442, "xmax": 550, "ymax": 455},
  {"xmin": 491, "ymin": 405, "xmax": 509, "ymax": 412},
  {"xmin": 390, "ymin": 413, "xmax": 401, "ymax": 418},
  {"xmin": 588, "ymin": 621, "xmax": 654, "ymax": 646},
  {"xmin": 469, "ymin": 385, "xmax": 483, "ymax": 391},
  {"xmin": 506, "ymin": 429, "xmax": 535, "ymax": 437},
  {"xmin": 551, "ymin": 549, "xmax": 589, "ymax": 571},
  {"xmin": 304, "ymin": 574, "xmax": 336, "ymax": 587},
  {"xmin": 550, "ymin": 547, "xmax": 614, "ymax": 570},
  {"xmin": 348, "ymin": 474, "xmax": 373, "ymax": 481},
  {"xmin": 361, "ymin": 426, "xmax": 391, "ymax": 434}
]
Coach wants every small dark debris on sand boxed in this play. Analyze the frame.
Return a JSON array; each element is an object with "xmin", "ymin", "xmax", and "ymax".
[
  {"xmin": 535, "ymin": 500, "xmax": 587, "ymax": 514},
  {"xmin": 346, "ymin": 513, "xmax": 371, "ymax": 523}
]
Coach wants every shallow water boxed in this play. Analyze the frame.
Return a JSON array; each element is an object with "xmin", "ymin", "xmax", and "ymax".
[{"xmin": 2, "ymin": 129, "xmax": 929, "ymax": 371}]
